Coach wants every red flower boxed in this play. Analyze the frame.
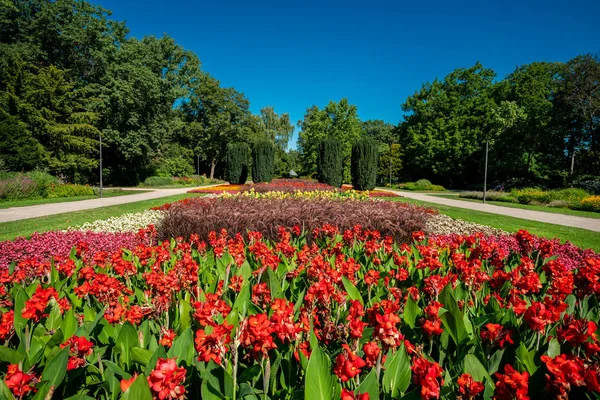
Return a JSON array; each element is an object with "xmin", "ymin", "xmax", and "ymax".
[
  {"xmin": 363, "ymin": 342, "xmax": 381, "ymax": 367},
  {"xmin": 159, "ymin": 329, "xmax": 176, "ymax": 348},
  {"xmin": 195, "ymin": 322, "xmax": 233, "ymax": 365},
  {"xmin": 240, "ymin": 314, "xmax": 276, "ymax": 358},
  {"xmin": 61, "ymin": 335, "xmax": 94, "ymax": 371},
  {"xmin": 493, "ymin": 364, "xmax": 529, "ymax": 400},
  {"xmin": 541, "ymin": 354, "xmax": 586, "ymax": 397},
  {"xmin": 0, "ymin": 311, "xmax": 14, "ymax": 340},
  {"xmin": 457, "ymin": 373, "xmax": 484, "ymax": 400},
  {"xmin": 481, "ymin": 323, "xmax": 514, "ymax": 349},
  {"xmin": 4, "ymin": 364, "xmax": 38, "ymax": 397},
  {"xmin": 21, "ymin": 286, "xmax": 59, "ymax": 322},
  {"xmin": 120, "ymin": 373, "xmax": 138, "ymax": 392},
  {"xmin": 341, "ymin": 388, "xmax": 370, "ymax": 400},
  {"xmin": 411, "ymin": 356, "xmax": 444, "ymax": 400},
  {"xmin": 147, "ymin": 358, "xmax": 186, "ymax": 400},
  {"xmin": 422, "ymin": 319, "xmax": 444, "ymax": 336},
  {"xmin": 557, "ymin": 316, "xmax": 597, "ymax": 347},
  {"xmin": 334, "ymin": 344, "xmax": 367, "ymax": 382}
]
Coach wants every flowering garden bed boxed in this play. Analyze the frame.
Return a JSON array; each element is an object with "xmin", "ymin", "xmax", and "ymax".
[
  {"xmin": 0, "ymin": 220, "xmax": 599, "ymax": 399},
  {"xmin": 187, "ymin": 178, "xmax": 399, "ymax": 198}
]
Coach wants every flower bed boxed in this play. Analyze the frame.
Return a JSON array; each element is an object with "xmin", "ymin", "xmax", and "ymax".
[
  {"xmin": 0, "ymin": 230, "xmax": 149, "ymax": 268},
  {"xmin": 70, "ymin": 210, "xmax": 164, "ymax": 233},
  {"xmin": 0, "ymin": 226, "xmax": 598, "ymax": 399},
  {"xmin": 156, "ymin": 196, "xmax": 432, "ymax": 243},
  {"xmin": 187, "ymin": 178, "xmax": 400, "ymax": 198}
]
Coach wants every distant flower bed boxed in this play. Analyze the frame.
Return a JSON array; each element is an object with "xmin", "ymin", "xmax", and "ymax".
[
  {"xmin": 188, "ymin": 178, "xmax": 400, "ymax": 198},
  {"xmin": 70, "ymin": 210, "xmax": 164, "ymax": 233}
]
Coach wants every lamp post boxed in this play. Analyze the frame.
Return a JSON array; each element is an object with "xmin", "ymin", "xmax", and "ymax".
[
  {"xmin": 99, "ymin": 134, "xmax": 103, "ymax": 198},
  {"xmin": 483, "ymin": 139, "xmax": 488, "ymax": 204}
]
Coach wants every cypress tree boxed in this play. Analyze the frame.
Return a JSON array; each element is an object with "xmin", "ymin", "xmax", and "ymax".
[
  {"xmin": 351, "ymin": 139, "xmax": 378, "ymax": 190},
  {"xmin": 317, "ymin": 136, "xmax": 343, "ymax": 187},
  {"xmin": 226, "ymin": 143, "xmax": 249, "ymax": 184},
  {"xmin": 252, "ymin": 140, "xmax": 275, "ymax": 183}
]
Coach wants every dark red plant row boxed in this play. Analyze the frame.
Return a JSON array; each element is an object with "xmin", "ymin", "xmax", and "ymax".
[{"xmin": 156, "ymin": 197, "xmax": 433, "ymax": 243}]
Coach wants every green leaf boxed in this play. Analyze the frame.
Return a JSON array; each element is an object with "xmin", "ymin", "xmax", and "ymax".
[
  {"xmin": 382, "ymin": 344, "xmax": 411, "ymax": 397},
  {"xmin": 131, "ymin": 347, "xmax": 153, "ymax": 366},
  {"xmin": 176, "ymin": 299, "xmax": 192, "ymax": 333},
  {"xmin": 464, "ymin": 354, "xmax": 492, "ymax": 384},
  {"xmin": 0, "ymin": 347, "xmax": 23, "ymax": 364},
  {"xmin": 61, "ymin": 308, "xmax": 78, "ymax": 340},
  {"xmin": 516, "ymin": 342, "xmax": 538, "ymax": 375},
  {"xmin": 201, "ymin": 360, "xmax": 234, "ymax": 400},
  {"xmin": 13, "ymin": 288, "xmax": 28, "ymax": 341},
  {"xmin": 41, "ymin": 346, "xmax": 70, "ymax": 390},
  {"xmin": 305, "ymin": 331, "xmax": 337, "ymax": 400},
  {"xmin": 104, "ymin": 360, "xmax": 132, "ymax": 380},
  {"xmin": 342, "ymin": 276, "xmax": 363, "ymax": 305},
  {"xmin": 403, "ymin": 296, "xmax": 419, "ymax": 328},
  {"xmin": 166, "ymin": 327, "xmax": 194, "ymax": 365},
  {"xmin": 439, "ymin": 284, "xmax": 468, "ymax": 346},
  {"xmin": 357, "ymin": 368, "xmax": 379, "ymax": 399},
  {"xmin": 122, "ymin": 373, "xmax": 152, "ymax": 400},
  {"xmin": 267, "ymin": 268, "xmax": 283, "ymax": 299},
  {"xmin": 144, "ymin": 346, "xmax": 168, "ymax": 376},
  {"xmin": 116, "ymin": 322, "xmax": 139, "ymax": 368},
  {"xmin": 0, "ymin": 379, "xmax": 15, "ymax": 400},
  {"xmin": 547, "ymin": 339, "xmax": 561, "ymax": 358}
]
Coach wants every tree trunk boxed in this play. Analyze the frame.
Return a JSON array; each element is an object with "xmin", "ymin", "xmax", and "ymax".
[
  {"xmin": 210, "ymin": 158, "xmax": 217, "ymax": 180},
  {"xmin": 570, "ymin": 151, "xmax": 575, "ymax": 175}
]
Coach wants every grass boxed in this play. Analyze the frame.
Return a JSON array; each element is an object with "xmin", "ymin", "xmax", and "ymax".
[
  {"xmin": 431, "ymin": 194, "xmax": 600, "ymax": 219},
  {"xmin": 0, "ymin": 193, "xmax": 200, "ymax": 241},
  {"xmin": 0, "ymin": 189, "xmax": 150, "ymax": 209},
  {"xmin": 389, "ymin": 197, "xmax": 600, "ymax": 251}
]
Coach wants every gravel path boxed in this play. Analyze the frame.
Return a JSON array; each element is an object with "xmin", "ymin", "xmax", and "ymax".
[
  {"xmin": 0, "ymin": 188, "xmax": 196, "ymax": 223},
  {"xmin": 378, "ymin": 189, "xmax": 600, "ymax": 232}
]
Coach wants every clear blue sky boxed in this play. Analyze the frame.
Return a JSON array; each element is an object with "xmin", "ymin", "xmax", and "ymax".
[{"xmin": 97, "ymin": 0, "xmax": 600, "ymax": 147}]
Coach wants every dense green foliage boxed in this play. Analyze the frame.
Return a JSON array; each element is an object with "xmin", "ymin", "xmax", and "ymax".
[
  {"xmin": 0, "ymin": 171, "xmax": 94, "ymax": 200},
  {"xmin": 0, "ymin": 0, "xmax": 296, "ymax": 185},
  {"xmin": 252, "ymin": 140, "xmax": 275, "ymax": 183},
  {"xmin": 351, "ymin": 139, "xmax": 378, "ymax": 190},
  {"xmin": 297, "ymin": 98, "xmax": 361, "ymax": 181},
  {"xmin": 317, "ymin": 137, "xmax": 343, "ymax": 187},
  {"xmin": 226, "ymin": 143, "xmax": 249, "ymax": 184}
]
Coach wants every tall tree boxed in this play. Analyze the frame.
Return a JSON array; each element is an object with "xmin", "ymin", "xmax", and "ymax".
[
  {"xmin": 399, "ymin": 62, "xmax": 497, "ymax": 187},
  {"xmin": 259, "ymin": 106, "xmax": 294, "ymax": 151},
  {"xmin": 297, "ymin": 98, "xmax": 361, "ymax": 180}
]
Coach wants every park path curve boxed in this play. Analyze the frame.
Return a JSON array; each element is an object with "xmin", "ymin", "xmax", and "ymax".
[
  {"xmin": 0, "ymin": 187, "xmax": 198, "ymax": 223},
  {"xmin": 378, "ymin": 189, "xmax": 600, "ymax": 233}
]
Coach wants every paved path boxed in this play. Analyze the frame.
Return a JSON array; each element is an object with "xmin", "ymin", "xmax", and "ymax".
[
  {"xmin": 378, "ymin": 189, "xmax": 600, "ymax": 232},
  {"xmin": 0, "ymin": 188, "xmax": 197, "ymax": 223}
]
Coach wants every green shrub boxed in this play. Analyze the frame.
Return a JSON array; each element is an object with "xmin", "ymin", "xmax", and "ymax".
[
  {"xmin": 317, "ymin": 136, "xmax": 343, "ymax": 188},
  {"xmin": 156, "ymin": 156, "xmax": 194, "ymax": 178},
  {"xmin": 415, "ymin": 179, "xmax": 432, "ymax": 187},
  {"xmin": 401, "ymin": 181, "xmax": 446, "ymax": 192},
  {"xmin": 551, "ymin": 188, "xmax": 589, "ymax": 203},
  {"xmin": 252, "ymin": 140, "xmax": 275, "ymax": 183},
  {"xmin": 459, "ymin": 191, "xmax": 518, "ymax": 202},
  {"xmin": 141, "ymin": 176, "xmax": 174, "ymax": 187},
  {"xmin": 351, "ymin": 139, "xmax": 378, "ymax": 191},
  {"xmin": 227, "ymin": 143, "xmax": 249, "ymax": 185},
  {"xmin": 576, "ymin": 196, "xmax": 600, "ymax": 212},
  {"xmin": 47, "ymin": 184, "xmax": 94, "ymax": 198},
  {"xmin": 26, "ymin": 170, "xmax": 59, "ymax": 197},
  {"xmin": 512, "ymin": 187, "xmax": 589, "ymax": 205}
]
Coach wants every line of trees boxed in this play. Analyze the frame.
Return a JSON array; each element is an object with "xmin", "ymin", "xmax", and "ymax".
[
  {"xmin": 0, "ymin": 0, "xmax": 295, "ymax": 185},
  {"xmin": 297, "ymin": 56, "xmax": 599, "ymax": 189}
]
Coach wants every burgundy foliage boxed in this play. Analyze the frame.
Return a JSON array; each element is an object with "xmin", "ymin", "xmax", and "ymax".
[{"xmin": 157, "ymin": 196, "xmax": 434, "ymax": 243}]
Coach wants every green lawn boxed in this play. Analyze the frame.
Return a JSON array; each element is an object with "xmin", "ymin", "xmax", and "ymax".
[
  {"xmin": 0, "ymin": 193, "xmax": 199, "ymax": 241},
  {"xmin": 390, "ymin": 197, "xmax": 600, "ymax": 251},
  {"xmin": 0, "ymin": 189, "xmax": 150, "ymax": 209},
  {"xmin": 430, "ymin": 194, "xmax": 600, "ymax": 219}
]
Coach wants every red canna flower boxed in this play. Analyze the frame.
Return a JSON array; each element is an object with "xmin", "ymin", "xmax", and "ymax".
[
  {"xmin": 147, "ymin": 358, "xmax": 186, "ymax": 400},
  {"xmin": 195, "ymin": 322, "xmax": 233, "ymax": 365},
  {"xmin": 341, "ymin": 388, "xmax": 370, "ymax": 400},
  {"xmin": 159, "ymin": 329, "xmax": 176, "ymax": 348},
  {"xmin": 4, "ymin": 364, "xmax": 38, "ymax": 397},
  {"xmin": 481, "ymin": 323, "xmax": 514, "ymax": 349},
  {"xmin": 557, "ymin": 316, "xmax": 597, "ymax": 347},
  {"xmin": 363, "ymin": 342, "xmax": 381, "ymax": 367},
  {"xmin": 493, "ymin": 364, "xmax": 529, "ymax": 400},
  {"xmin": 457, "ymin": 373, "xmax": 484, "ymax": 400},
  {"xmin": 61, "ymin": 335, "xmax": 94, "ymax": 371},
  {"xmin": 411, "ymin": 356, "xmax": 444, "ymax": 400},
  {"xmin": 541, "ymin": 354, "xmax": 585, "ymax": 398},
  {"xmin": 0, "ymin": 310, "xmax": 14, "ymax": 340},
  {"xmin": 333, "ymin": 344, "xmax": 367, "ymax": 382},
  {"xmin": 21, "ymin": 286, "xmax": 60, "ymax": 322},
  {"xmin": 240, "ymin": 313, "xmax": 276, "ymax": 358}
]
